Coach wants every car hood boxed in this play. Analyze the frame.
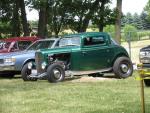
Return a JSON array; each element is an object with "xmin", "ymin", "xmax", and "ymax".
[
  {"xmin": 39, "ymin": 46, "xmax": 80, "ymax": 55},
  {"xmin": 140, "ymin": 45, "xmax": 150, "ymax": 51},
  {"xmin": 0, "ymin": 50, "xmax": 35, "ymax": 59}
]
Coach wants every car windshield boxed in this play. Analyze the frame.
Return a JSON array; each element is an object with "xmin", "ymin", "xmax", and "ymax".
[
  {"xmin": 59, "ymin": 37, "xmax": 80, "ymax": 47},
  {"xmin": 27, "ymin": 40, "xmax": 55, "ymax": 50}
]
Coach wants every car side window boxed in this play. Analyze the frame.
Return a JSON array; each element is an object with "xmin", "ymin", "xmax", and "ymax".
[
  {"xmin": 84, "ymin": 36, "xmax": 105, "ymax": 46},
  {"xmin": 18, "ymin": 41, "xmax": 32, "ymax": 50}
]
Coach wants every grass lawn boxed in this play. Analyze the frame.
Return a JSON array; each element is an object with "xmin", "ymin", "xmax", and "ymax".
[{"xmin": 0, "ymin": 72, "xmax": 150, "ymax": 113}]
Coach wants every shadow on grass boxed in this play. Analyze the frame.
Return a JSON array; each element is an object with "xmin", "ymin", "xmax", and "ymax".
[
  {"xmin": 64, "ymin": 73, "xmax": 120, "ymax": 82},
  {"xmin": 0, "ymin": 75, "xmax": 21, "ymax": 79}
]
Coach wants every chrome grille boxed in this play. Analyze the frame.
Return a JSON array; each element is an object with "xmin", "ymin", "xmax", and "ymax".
[
  {"xmin": 35, "ymin": 52, "xmax": 44, "ymax": 73},
  {"xmin": 0, "ymin": 59, "xmax": 4, "ymax": 64}
]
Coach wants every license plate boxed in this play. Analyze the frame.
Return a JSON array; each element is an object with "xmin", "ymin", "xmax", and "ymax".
[{"xmin": 31, "ymin": 70, "xmax": 37, "ymax": 74}]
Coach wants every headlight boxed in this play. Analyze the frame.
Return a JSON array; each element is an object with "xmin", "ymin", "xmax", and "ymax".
[
  {"xmin": 41, "ymin": 62, "xmax": 47, "ymax": 70},
  {"xmin": 28, "ymin": 62, "xmax": 33, "ymax": 69},
  {"xmin": 4, "ymin": 58, "xmax": 16, "ymax": 63}
]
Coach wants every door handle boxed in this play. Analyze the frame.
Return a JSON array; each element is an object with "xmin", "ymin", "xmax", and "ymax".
[
  {"xmin": 106, "ymin": 49, "xmax": 110, "ymax": 52},
  {"xmin": 82, "ymin": 51, "xmax": 87, "ymax": 55}
]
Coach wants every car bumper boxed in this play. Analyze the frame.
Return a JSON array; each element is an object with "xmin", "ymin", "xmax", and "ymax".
[
  {"xmin": 142, "ymin": 64, "xmax": 150, "ymax": 68},
  {"xmin": 0, "ymin": 64, "xmax": 15, "ymax": 71}
]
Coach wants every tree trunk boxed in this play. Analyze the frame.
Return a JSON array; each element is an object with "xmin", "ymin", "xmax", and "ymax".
[
  {"xmin": 98, "ymin": 1, "xmax": 106, "ymax": 32},
  {"xmin": 12, "ymin": 0, "xmax": 20, "ymax": 37},
  {"xmin": 115, "ymin": 0, "xmax": 122, "ymax": 44},
  {"xmin": 19, "ymin": 0, "xmax": 30, "ymax": 36},
  {"xmin": 38, "ymin": 0, "xmax": 48, "ymax": 38}
]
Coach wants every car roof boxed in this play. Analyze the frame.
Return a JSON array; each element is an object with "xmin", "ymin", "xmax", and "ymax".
[
  {"xmin": 64, "ymin": 32, "xmax": 108, "ymax": 38},
  {"xmin": 0, "ymin": 36, "xmax": 40, "ymax": 42}
]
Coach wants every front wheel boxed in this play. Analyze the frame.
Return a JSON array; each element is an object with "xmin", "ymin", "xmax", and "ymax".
[
  {"xmin": 21, "ymin": 62, "xmax": 37, "ymax": 81},
  {"xmin": 113, "ymin": 57, "xmax": 133, "ymax": 78},
  {"xmin": 47, "ymin": 63, "xmax": 65, "ymax": 83}
]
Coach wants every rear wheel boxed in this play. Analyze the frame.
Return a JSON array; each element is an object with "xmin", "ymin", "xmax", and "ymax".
[
  {"xmin": 21, "ymin": 62, "xmax": 37, "ymax": 81},
  {"xmin": 47, "ymin": 63, "xmax": 65, "ymax": 83},
  {"xmin": 113, "ymin": 57, "xmax": 133, "ymax": 78}
]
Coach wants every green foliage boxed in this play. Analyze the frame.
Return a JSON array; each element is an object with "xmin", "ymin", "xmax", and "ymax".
[
  {"xmin": 122, "ymin": 11, "xmax": 150, "ymax": 30},
  {"xmin": 137, "ymin": 31, "xmax": 150, "ymax": 40},
  {"xmin": 103, "ymin": 25, "xmax": 115, "ymax": 38},
  {"xmin": 0, "ymin": 22, "xmax": 13, "ymax": 38},
  {"xmin": 123, "ymin": 24, "xmax": 138, "ymax": 41}
]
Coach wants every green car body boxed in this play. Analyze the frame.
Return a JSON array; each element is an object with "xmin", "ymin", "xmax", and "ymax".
[{"xmin": 21, "ymin": 32, "xmax": 133, "ymax": 83}]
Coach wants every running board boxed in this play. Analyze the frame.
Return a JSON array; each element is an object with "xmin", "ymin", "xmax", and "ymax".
[
  {"xmin": 29, "ymin": 67, "xmax": 112, "ymax": 79},
  {"xmin": 29, "ymin": 72, "xmax": 47, "ymax": 79}
]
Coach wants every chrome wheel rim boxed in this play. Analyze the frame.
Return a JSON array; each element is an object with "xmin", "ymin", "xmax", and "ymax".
[
  {"xmin": 120, "ymin": 64, "xmax": 129, "ymax": 73},
  {"xmin": 53, "ymin": 69, "xmax": 62, "ymax": 79}
]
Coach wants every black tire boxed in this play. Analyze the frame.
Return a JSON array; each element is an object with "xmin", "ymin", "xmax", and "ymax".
[
  {"xmin": 113, "ymin": 57, "xmax": 133, "ymax": 78},
  {"xmin": 144, "ymin": 79, "xmax": 150, "ymax": 87},
  {"xmin": 21, "ymin": 63, "xmax": 37, "ymax": 81},
  {"xmin": 47, "ymin": 63, "xmax": 65, "ymax": 83}
]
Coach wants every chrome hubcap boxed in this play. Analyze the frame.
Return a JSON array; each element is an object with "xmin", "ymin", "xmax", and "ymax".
[
  {"xmin": 120, "ymin": 64, "xmax": 129, "ymax": 73},
  {"xmin": 53, "ymin": 69, "xmax": 61, "ymax": 79}
]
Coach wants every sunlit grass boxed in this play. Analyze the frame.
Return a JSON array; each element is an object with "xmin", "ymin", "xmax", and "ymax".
[{"xmin": 0, "ymin": 72, "xmax": 150, "ymax": 113}]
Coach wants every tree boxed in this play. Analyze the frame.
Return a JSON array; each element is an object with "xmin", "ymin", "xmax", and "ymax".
[
  {"xmin": 37, "ymin": 0, "xmax": 49, "ymax": 38},
  {"xmin": 67, "ymin": 0, "xmax": 102, "ymax": 33},
  {"xmin": 123, "ymin": 24, "xmax": 138, "ymax": 41},
  {"xmin": 92, "ymin": 3, "xmax": 115, "ymax": 32},
  {"xmin": 0, "ymin": 0, "xmax": 20, "ymax": 37},
  {"xmin": 115, "ymin": 0, "xmax": 122, "ymax": 44},
  {"xmin": 103, "ymin": 25, "xmax": 115, "ymax": 38},
  {"xmin": 19, "ymin": 0, "xmax": 30, "ymax": 36},
  {"xmin": 12, "ymin": 0, "xmax": 21, "ymax": 37},
  {"xmin": 48, "ymin": 0, "xmax": 71, "ymax": 36},
  {"xmin": 0, "ymin": 0, "xmax": 30, "ymax": 37}
]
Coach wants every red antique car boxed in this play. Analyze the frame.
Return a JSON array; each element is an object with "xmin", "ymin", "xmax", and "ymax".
[{"xmin": 0, "ymin": 36, "xmax": 40, "ymax": 53}]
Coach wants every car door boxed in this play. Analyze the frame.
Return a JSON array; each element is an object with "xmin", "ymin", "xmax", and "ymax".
[{"xmin": 78, "ymin": 36, "xmax": 113, "ymax": 71}]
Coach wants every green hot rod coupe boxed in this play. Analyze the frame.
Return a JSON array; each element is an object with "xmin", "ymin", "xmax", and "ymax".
[{"xmin": 21, "ymin": 32, "xmax": 133, "ymax": 83}]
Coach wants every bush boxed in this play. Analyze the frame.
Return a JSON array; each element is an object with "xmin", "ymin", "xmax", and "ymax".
[
  {"xmin": 137, "ymin": 31, "xmax": 150, "ymax": 40},
  {"xmin": 123, "ymin": 24, "xmax": 138, "ymax": 41},
  {"xmin": 103, "ymin": 25, "xmax": 115, "ymax": 38}
]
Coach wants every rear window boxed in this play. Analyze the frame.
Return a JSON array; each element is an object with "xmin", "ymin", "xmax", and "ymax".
[{"xmin": 84, "ymin": 36, "xmax": 105, "ymax": 46}]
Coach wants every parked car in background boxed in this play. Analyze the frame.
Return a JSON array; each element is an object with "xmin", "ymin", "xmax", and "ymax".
[
  {"xmin": 22, "ymin": 32, "xmax": 133, "ymax": 83},
  {"xmin": 0, "ymin": 38, "xmax": 59, "ymax": 78},
  {"xmin": 0, "ymin": 36, "xmax": 39, "ymax": 54},
  {"xmin": 139, "ymin": 45, "xmax": 150, "ymax": 86}
]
